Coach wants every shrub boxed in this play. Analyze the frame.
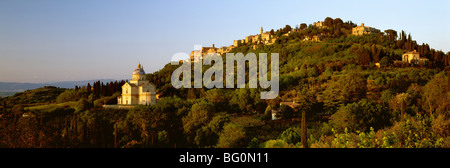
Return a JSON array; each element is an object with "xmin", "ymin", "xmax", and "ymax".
[
  {"xmin": 263, "ymin": 139, "xmax": 293, "ymax": 148},
  {"xmin": 278, "ymin": 127, "xmax": 301, "ymax": 145}
]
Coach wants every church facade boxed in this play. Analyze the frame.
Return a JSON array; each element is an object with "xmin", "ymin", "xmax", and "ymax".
[
  {"xmin": 117, "ymin": 63, "xmax": 156, "ymax": 105},
  {"xmin": 402, "ymin": 50, "xmax": 428, "ymax": 65}
]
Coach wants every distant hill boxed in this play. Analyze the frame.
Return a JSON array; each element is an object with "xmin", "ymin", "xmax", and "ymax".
[
  {"xmin": 0, "ymin": 82, "xmax": 43, "ymax": 92},
  {"xmin": 1, "ymin": 86, "xmax": 66, "ymax": 105},
  {"xmin": 0, "ymin": 79, "xmax": 117, "ymax": 92},
  {"xmin": 0, "ymin": 92, "xmax": 17, "ymax": 98}
]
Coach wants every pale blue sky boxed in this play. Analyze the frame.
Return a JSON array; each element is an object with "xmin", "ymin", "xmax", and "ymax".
[{"xmin": 0, "ymin": 0, "xmax": 449, "ymax": 83}]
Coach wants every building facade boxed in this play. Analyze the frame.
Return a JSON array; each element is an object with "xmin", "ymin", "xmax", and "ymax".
[
  {"xmin": 117, "ymin": 63, "xmax": 156, "ymax": 105},
  {"xmin": 313, "ymin": 21, "xmax": 328, "ymax": 29},
  {"xmin": 402, "ymin": 50, "xmax": 428, "ymax": 65}
]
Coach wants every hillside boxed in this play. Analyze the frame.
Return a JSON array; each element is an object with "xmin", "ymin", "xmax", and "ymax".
[
  {"xmin": 149, "ymin": 17, "xmax": 449, "ymax": 100},
  {"xmin": 142, "ymin": 17, "xmax": 449, "ymax": 147}
]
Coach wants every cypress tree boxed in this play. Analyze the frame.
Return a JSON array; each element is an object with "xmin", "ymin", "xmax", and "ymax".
[
  {"xmin": 301, "ymin": 110, "xmax": 308, "ymax": 148},
  {"xmin": 114, "ymin": 123, "xmax": 118, "ymax": 148}
]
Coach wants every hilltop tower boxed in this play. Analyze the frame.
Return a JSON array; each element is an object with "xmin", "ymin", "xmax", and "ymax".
[{"xmin": 260, "ymin": 26, "xmax": 263, "ymax": 34}]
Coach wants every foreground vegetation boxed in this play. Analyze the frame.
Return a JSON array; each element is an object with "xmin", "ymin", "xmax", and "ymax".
[{"xmin": 1, "ymin": 17, "xmax": 449, "ymax": 148}]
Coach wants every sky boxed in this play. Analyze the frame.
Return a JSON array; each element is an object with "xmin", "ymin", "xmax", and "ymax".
[{"xmin": 0, "ymin": 0, "xmax": 449, "ymax": 83}]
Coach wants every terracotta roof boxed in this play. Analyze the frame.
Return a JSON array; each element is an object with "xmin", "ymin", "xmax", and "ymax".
[{"xmin": 280, "ymin": 101, "xmax": 299, "ymax": 108}]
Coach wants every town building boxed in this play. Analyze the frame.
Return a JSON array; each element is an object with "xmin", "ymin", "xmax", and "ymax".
[
  {"xmin": 271, "ymin": 101, "xmax": 300, "ymax": 120},
  {"xmin": 117, "ymin": 63, "xmax": 156, "ymax": 105},
  {"xmin": 189, "ymin": 44, "xmax": 229, "ymax": 61},
  {"xmin": 303, "ymin": 35, "xmax": 323, "ymax": 42},
  {"xmin": 191, "ymin": 27, "xmax": 276, "ymax": 61},
  {"xmin": 313, "ymin": 21, "xmax": 328, "ymax": 29}
]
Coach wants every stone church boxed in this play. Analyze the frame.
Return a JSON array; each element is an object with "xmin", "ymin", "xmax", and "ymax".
[{"xmin": 117, "ymin": 63, "xmax": 156, "ymax": 105}]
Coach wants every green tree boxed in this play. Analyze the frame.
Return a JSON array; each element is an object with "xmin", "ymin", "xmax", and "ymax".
[
  {"xmin": 151, "ymin": 97, "xmax": 190, "ymax": 146},
  {"xmin": 158, "ymin": 130, "xmax": 169, "ymax": 146},
  {"xmin": 182, "ymin": 99, "xmax": 215, "ymax": 141},
  {"xmin": 75, "ymin": 98, "xmax": 93, "ymax": 112},
  {"xmin": 264, "ymin": 139, "xmax": 293, "ymax": 148},
  {"xmin": 12, "ymin": 104, "xmax": 24, "ymax": 115},
  {"xmin": 127, "ymin": 105, "xmax": 167, "ymax": 147},
  {"xmin": 296, "ymin": 87, "xmax": 315, "ymax": 148},
  {"xmin": 279, "ymin": 104, "xmax": 294, "ymax": 120},
  {"xmin": 357, "ymin": 127, "xmax": 378, "ymax": 148},
  {"xmin": 330, "ymin": 99, "xmax": 391, "ymax": 132},
  {"xmin": 338, "ymin": 72, "xmax": 367, "ymax": 103},
  {"xmin": 381, "ymin": 89, "xmax": 395, "ymax": 104},
  {"xmin": 187, "ymin": 88, "xmax": 197, "ymax": 99},
  {"xmin": 307, "ymin": 66, "xmax": 318, "ymax": 77},
  {"xmin": 423, "ymin": 72, "xmax": 449, "ymax": 115},
  {"xmin": 324, "ymin": 67, "xmax": 333, "ymax": 78},
  {"xmin": 229, "ymin": 89, "xmax": 252, "ymax": 113},
  {"xmin": 194, "ymin": 114, "xmax": 229, "ymax": 147},
  {"xmin": 332, "ymin": 128, "xmax": 353, "ymax": 148},
  {"xmin": 399, "ymin": 116, "xmax": 445, "ymax": 148},
  {"xmin": 324, "ymin": 17, "xmax": 334, "ymax": 27},
  {"xmin": 279, "ymin": 127, "xmax": 301, "ymax": 144},
  {"xmin": 56, "ymin": 89, "xmax": 88, "ymax": 103},
  {"xmin": 262, "ymin": 105, "xmax": 273, "ymax": 121},
  {"xmin": 384, "ymin": 29, "xmax": 398, "ymax": 41},
  {"xmin": 205, "ymin": 89, "xmax": 228, "ymax": 111},
  {"xmin": 333, "ymin": 18, "xmax": 343, "ymax": 27},
  {"xmin": 389, "ymin": 93, "xmax": 411, "ymax": 119},
  {"xmin": 379, "ymin": 56, "xmax": 390, "ymax": 67},
  {"xmin": 300, "ymin": 23, "xmax": 307, "ymax": 30},
  {"xmin": 283, "ymin": 25, "xmax": 292, "ymax": 34},
  {"xmin": 301, "ymin": 110, "xmax": 308, "ymax": 148},
  {"xmin": 248, "ymin": 137, "xmax": 260, "ymax": 148},
  {"xmin": 205, "ymin": 89, "xmax": 226, "ymax": 104},
  {"xmin": 371, "ymin": 45, "xmax": 381, "ymax": 63},
  {"xmin": 356, "ymin": 47, "xmax": 372, "ymax": 66}
]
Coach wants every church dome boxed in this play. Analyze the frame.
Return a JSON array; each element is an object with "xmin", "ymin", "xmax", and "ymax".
[{"xmin": 132, "ymin": 63, "xmax": 146, "ymax": 75}]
